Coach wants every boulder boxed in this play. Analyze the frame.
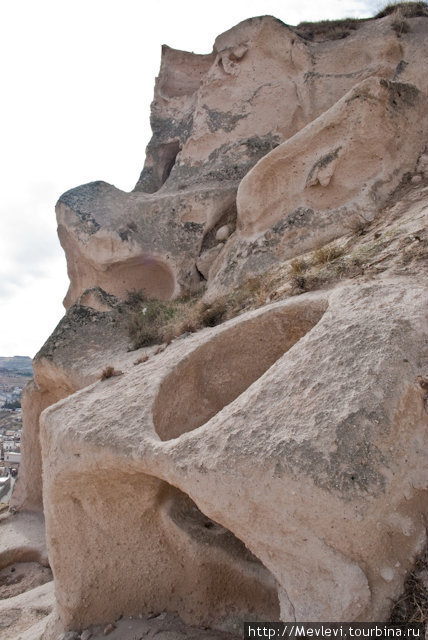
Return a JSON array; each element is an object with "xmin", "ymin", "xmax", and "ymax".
[{"xmin": 40, "ymin": 282, "xmax": 428, "ymax": 625}]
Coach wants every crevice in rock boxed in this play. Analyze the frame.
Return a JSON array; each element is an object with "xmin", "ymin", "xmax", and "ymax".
[
  {"xmin": 157, "ymin": 140, "xmax": 181, "ymax": 189},
  {"xmin": 153, "ymin": 300, "xmax": 327, "ymax": 440},
  {"xmin": 50, "ymin": 469, "xmax": 279, "ymax": 629},
  {"xmin": 200, "ymin": 202, "xmax": 237, "ymax": 254},
  {"xmin": 194, "ymin": 263, "xmax": 207, "ymax": 281},
  {"xmin": 158, "ymin": 483, "xmax": 280, "ymax": 626}
]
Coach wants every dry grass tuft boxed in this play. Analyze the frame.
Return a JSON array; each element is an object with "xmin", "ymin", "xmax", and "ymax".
[
  {"xmin": 293, "ymin": 3, "xmax": 427, "ymax": 44},
  {"xmin": 388, "ymin": 550, "xmax": 428, "ymax": 627},
  {"xmin": 375, "ymin": 1, "xmax": 428, "ymax": 19},
  {"xmin": 125, "ymin": 273, "xmax": 284, "ymax": 351},
  {"xmin": 295, "ymin": 18, "xmax": 361, "ymax": 41},
  {"xmin": 313, "ymin": 243, "xmax": 345, "ymax": 265},
  {"xmin": 127, "ymin": 299, "xmax": 177, "ymax": 349},
  {"xmin": 290, "ymin": 258, "xmax": 308, "ymax": 275},
  {"xmin": 125, "ymin": 288, "xmax": 147, "ymax": 308},
  {"xmin": 100, "ymin": 366, "xmax": 123, "ymax": 380},
  {"xmin": 391, "ymin": 8, "xmax": 412, "ymax": 33}
]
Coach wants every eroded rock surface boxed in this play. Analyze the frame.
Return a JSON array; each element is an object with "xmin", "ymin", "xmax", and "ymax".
[
  {"xmin": 9, "ymin": 9, "xmax": 428, "ymax": 639},
  {"xmin": 40, "ymin": 283, "xmax": 428, "ymax": 626},
  {"xmin": 57, "ymin": 14, "xmax": 428, "ymax": 306}
]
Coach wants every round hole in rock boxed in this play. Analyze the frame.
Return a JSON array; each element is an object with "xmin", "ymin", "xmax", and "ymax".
[
  {"xmin": 105, "ymin": 256, "xmax": 176, "ymax": 300},
  {"xmin": 153, "ymin": 299, "xmax": 327, "ymax": 440},
  {"xmin": 158, "ymin": 484, "xmax": 280, "ymax": 626},
  {"xmin": 91, "ymin": 256, "xmax": 176, "ymax": 302},
  {"xmin": 63, "ymin": 253, "xmax": 177, "ymax": 308},
  {"xmin": 0, "ymin": 549, "xmax": 52, "ymax": 600}
]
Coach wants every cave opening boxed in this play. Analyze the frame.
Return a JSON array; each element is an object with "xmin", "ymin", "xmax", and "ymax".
[{"xmin": 157, "ymin": 140, "xmax": 181, "ymax": 188}]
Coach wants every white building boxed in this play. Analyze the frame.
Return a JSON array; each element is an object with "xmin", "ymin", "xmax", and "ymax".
[{"xmin": 4, "ymin": 452, "xmax": 21, "ymax": 464}]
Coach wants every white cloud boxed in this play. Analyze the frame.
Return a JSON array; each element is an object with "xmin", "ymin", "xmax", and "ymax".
[{"xmin": 0, "ymin": 0, "xmax": 380, "ymax": 356}]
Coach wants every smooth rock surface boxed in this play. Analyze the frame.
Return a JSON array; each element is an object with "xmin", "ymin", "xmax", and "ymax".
[
  {"xmin": 10, "ymin": 11, "xmax": 428, "ymax": 638},
  {"xmin": 40, "ymin": 283, "xmax": 428, "ymax": 625}
]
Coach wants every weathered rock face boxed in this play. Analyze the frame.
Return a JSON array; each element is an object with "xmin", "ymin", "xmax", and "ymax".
[
  {"xmin": 11, "ymin": 289, "xmax": 130, "ymax": 511},
  {"xmin": 40, "ymin": 282, "xmax": 428, "ymax": 626},
  {"xmin": 57, "ymin": 14, "xmax": 428, "ymax": 306},
  {"xmin": 237, "ymin": 78, "xmax": 426, "ymax": 237},
  {"xmin": 13, "ymin": 9, "xmax": 428, "ymax": 637},
  {"xmin": 202, "ymin": 76, "xmax": 427, "ymax": 294}
]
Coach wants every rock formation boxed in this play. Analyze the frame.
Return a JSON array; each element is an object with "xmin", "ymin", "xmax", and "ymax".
[{"xmin": 7, "ymin": 7, "xmax": 428, "ymax": 639}]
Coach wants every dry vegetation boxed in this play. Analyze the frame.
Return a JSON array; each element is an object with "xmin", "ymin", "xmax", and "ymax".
[
  {"xmin": 124, "ymin": 208, "xmax": 428, "ymax": 352},
  {"xmin": 124, "ymin": 239, "xmax": 361, "ymax": 351},
  {"xmin": 100, "ymin": 366, "xmax": 123, "ymax": 380},
  {"xmin": 293, "ymin": 1, "xmax": 427, "ymax": 42},
  {"xmin": 388, "ymin": 550, "xmax": 428, "ymax": 628},
  {"xmin": 125, "ymin": 274, "xmax": 280, "ymax": 351},
  {"xmin": 294, "ymin": 18, "xmax": 361, "ymax": 41},
  {"xmin": 374, "ymin": 1, "xmax": 428, "ymax": 19}
]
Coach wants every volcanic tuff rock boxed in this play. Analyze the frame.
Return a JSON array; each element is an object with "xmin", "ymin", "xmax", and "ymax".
[
  {"xmin": 9, "ymin": 9, "xmax": 428, "ymax": 638},
  {"xmin": 40, "ymin": 282, "xmax": 428, "ymax": 627},
  {"xmin": 56, "ymin": 14, "xmax": 428, "ymax": 304}
]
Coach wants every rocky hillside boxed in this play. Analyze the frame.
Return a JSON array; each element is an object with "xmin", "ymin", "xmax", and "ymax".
[
  {"xmin": 0, "ymin": 356, "xmax": 32, "ymax": 391},
  {"xmin": 3, "ymin": 5, "xmax": 428, "ymax": 639}
]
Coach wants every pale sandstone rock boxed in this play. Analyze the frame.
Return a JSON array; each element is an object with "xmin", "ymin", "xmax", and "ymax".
[
  {"xmin": 0, "ymin": 580, "xmax": 55, "ymax": 640},
  {"xmin": 206, "ymin": 77, "xmax": 427, "ymax": 295},
  {"xmin": 236, "ymin": 78, "xmax": 426, "ymax": 237},
  {"xmin": 40, "ymin": 282, "xmax": 428, "ymax": 626},
  {"xmin": 215, "ymin": 225, "xmax": 230, "ymax": 242},
  {"xmin": 12, "ymin": 12, "xmax": 428, "ymax": 637},
  {"xmin": 58, "ymin": 15, "xmax": 428, "ymax": 308},
  {"xmin": 196, "ymin": 246, "xmax": 224, "ymax": 280},
  {"xmin": 0, "ymin": 510, "xmax": 48, "ymax": 569},
  {"xmin": 11, "ymin": 291, "xmax": 131, "ymax": 511}
]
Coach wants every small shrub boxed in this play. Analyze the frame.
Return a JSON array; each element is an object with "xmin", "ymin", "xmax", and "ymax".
[
  {"xmin": 125, "ymin": 288, "xmax": 147, "ymax": 308},
  {"xmin": 127, "ymin": 300, "xmax": 176, "ymax": 349},
  {"xmin": 313, "ymin": 244, "xmax": 344, "ymax": 265},
  {"xmin": 374, "ymin": 1, "xmax": 428, "ymax": 19},
  {"xmin": 100, "ymin": 366, "xmax": 122, "ymax": 380},
  {"xmin": 290, "ymin": 257, "xmax": 308, "ymax": 275},
  {"xmin": 388, "ymin": 551, "xmax": 428, "ymax": 627},
  {"xmin": 391, "ymin": 8, "xmax": 412, "ymax": 33},
  {"xmin": 198, "ymin": 298, "xmax": 228, "ymax": 327},
  {"xmin": 290, "ymin": 274, "xmax": 307, "ymax": 294},
  {"xmin": 346, "ymin": 217, "xmax": 372, "ymax": 236}
]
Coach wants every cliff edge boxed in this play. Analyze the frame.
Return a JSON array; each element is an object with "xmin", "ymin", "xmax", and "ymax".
[{"xmin": 5, "ymin": 6, "xmax": 428, "ymax": 639}]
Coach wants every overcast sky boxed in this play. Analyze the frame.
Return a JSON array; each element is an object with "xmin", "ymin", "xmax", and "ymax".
[{"xmin": 0, "ymin": 0, "xmax": 380, "ymax": 357}]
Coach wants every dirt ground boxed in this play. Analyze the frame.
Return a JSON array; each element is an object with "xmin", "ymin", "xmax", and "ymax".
[
  {"xmin": 66, "ymin": 612, "xmax": 240, "ymax": 640},
  {"xmin": 0, "ymin": 561, "xmax": 52, "ymax": 599}
]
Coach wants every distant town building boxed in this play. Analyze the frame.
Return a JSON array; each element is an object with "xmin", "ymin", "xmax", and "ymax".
[
  {"xmin": 4, "ymin": 451, "xmax": 21, "ymax": 464},
  {"xmin": 0, "ymin": 475, "xmax": 11, "ymax": 499}
]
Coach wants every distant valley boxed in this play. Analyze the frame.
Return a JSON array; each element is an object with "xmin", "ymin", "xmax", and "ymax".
[{"xmin": 0, "ymin": 356, "xmax": 32, "ymax": 433}]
